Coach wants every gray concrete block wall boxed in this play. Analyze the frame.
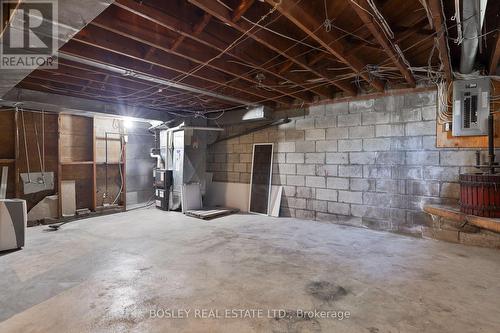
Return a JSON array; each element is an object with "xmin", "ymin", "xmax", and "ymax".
[{"xmin": 207, "ymin": 90, "xmax": 487, "ymax": 235}]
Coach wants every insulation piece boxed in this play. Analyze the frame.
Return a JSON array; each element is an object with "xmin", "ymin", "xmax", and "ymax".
[{"xmin": 182, "ymin": 183, "xmax": 202, "ymax": 213}]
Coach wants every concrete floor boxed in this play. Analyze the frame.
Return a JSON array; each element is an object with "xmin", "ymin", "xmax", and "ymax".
[{"xmin": 0, "ymin": 208, "xmax": 499, "ymax": 333}]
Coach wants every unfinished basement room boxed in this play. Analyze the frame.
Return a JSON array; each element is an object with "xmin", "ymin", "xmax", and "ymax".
[{"xmin": 0, "ymin": 0, "xmax": 499, "ymax": 332}]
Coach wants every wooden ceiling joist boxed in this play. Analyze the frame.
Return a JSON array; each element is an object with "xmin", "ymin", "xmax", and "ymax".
[
  {"xmin": 61, "ymin": 42, "xmax": 263, "ymax": 107},
  {"xmin": 113, "ymin": 0, "xmax": 317, "ymax": 102},
  {"xmin": 171, "ymin": 12, "xmax": 212, "ymax": 52},
  {"xmin": 263, "ymin": 0, "xmax": 385, "ymax": 92},
  {"xmin": 70, "ymin": 25, "xmax": 295, "ymax": 106},
  {"xmin": 27, "ymin": 70, "xmax": 191, "ymax": 107},
  {"xmin": 394, "ymin": 17, "xmax": 429, "ymax": 44},
  {"xmin": 232, "ymin": 0, "xmax": 255, "ymax": 22},
  {"xmin": 187, "ymin": 0, "xmax": 358, "ymax": 97},
  {"xmin": 489, "ymin": 29, "xmax": 500, "ymax": 75},
  {"xmin": 88, "ymin": 19, "xmax": 304, "ymax": 105},
  {"xmin": 349, "ymin": 0, "xmax": 416, "ymax": 87},
  {"xmin": 425, "ymin": 0, "xmax": 453, "ymax": 82}
]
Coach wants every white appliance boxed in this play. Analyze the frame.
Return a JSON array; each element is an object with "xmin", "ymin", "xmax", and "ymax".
[{"xmin": 0, "ymin": 199, "xmax": 27, "ymax": 251}]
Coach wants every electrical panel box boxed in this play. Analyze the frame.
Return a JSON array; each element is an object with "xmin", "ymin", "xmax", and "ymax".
[{"xmin": 452, "ymin": 78, "xmax": 490, "ymax": 136}]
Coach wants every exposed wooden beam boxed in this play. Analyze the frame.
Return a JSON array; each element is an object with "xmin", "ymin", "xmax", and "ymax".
[
  {"xmin": 188, "ymin": 0, "xmax": 357, "ymax": 96},
  {"xmin": 171, "ymin": 12, "xmax": 211, "ymax": 51},
  {"xmin": 307, "ymin": 52, "xmax": 327, "ymax": 67},
  {"xmin": 262, "ymin": 0, "xmax": 384, "ymax": 92},
  {"xmin": 345, "ymin": 39, "xmax": 384, "ymax": 54},
  {"xmin": 425, "ymin": 0, "xmax": 453, "ymax": 82},
  {"xmin": 76, "ymin": 21, "xmax": 296, "ymax": 106},
  {"xmin": 88, "ymin": 19, "xmax": 298, "ymax": 105},
  {"xmin": 113, "ymin": 0, "xmax": 317, "ymax": 101},
  {"xmin": 232, "ymin": 0, "xmax": 255, "ymax": 22},
  {"xmin": 489, "ymin": 29, "xmax": 500, "ymax": 75},
  {"xmin": 349, "ymin": 0, "xmax": 416, "ymax": 87},
  {"xmin": 278, "ymin": 60, "xmax": 294, "ymax": 74},
  {"xmin": 394, "ymin": 17, "xmax": 429, "ymax": 44}
]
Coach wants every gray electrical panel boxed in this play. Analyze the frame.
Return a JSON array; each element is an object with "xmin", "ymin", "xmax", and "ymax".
[{"xmin": 452, "ymin": 78, "xmax": 490, "ymax": 136}]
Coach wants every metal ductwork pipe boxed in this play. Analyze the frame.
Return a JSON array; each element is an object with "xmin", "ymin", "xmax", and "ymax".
[{"xmin": 459, "ymin": 0, "xmax": 488, "ymax": 74}]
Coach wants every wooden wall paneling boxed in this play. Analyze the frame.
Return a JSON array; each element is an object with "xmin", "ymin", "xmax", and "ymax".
[
  {"xmin": 95, "ymin": 117, "xmax": 122, "ymax": 163},
  {"xmin": 0, "ymin": 110, "xmax": 16, "ymax": 159},
  {"xmin": 93, "ymin": 117, "xmax": 125, "ymax": 208},
  {"xmin": 59, "ymin": 115, "xmax": 93, "ymax": 162},
  {"xmin": 61, "ymin": 164, "xmax": 94, "ymax": 210},
  {"xmin": 95, "ymin": 164, "xmax": 122, "ymax": 207},
  {"xmin": 12, "ymin": 110, "xmax": 59, "ymax": 210},
  {"xmin": 0, "ymin": 110, "xmax": 16, "ymax": 199}
]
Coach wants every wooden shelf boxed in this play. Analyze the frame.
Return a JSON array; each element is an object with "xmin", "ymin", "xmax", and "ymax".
[
  {"xmin": 96, "ymin": 162, "xmax": 124, "ymax": 165},
  {"xmin": 61, "ymin": 161, "xmax": 94, "ymax": 165},
  {"xmin": 424, "ymin": 204, "xmax": 500, "ymax": 233},
  {"xmin": 0, "ymin": 158, "xmax": 15, "ymax": 163}
]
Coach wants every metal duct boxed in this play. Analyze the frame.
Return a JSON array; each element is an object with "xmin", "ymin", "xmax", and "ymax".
[{"xmin": 459, "ymin": 0, "xmax": 488, "ymax": 74}]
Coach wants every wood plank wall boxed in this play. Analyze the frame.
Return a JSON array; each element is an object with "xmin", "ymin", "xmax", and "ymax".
[{"xmin": 0, "ymin": 108, "xmax": 126, "ymax": 218}]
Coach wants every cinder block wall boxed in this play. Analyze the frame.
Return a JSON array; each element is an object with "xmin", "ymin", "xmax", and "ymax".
[{"xmin": 207, "ymin": 90, "xmax": 485, "ymax": 234}]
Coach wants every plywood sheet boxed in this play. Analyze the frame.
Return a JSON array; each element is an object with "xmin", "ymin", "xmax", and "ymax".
[
  {"xmin": 59, "ymin": 115, "xmax": 93, "ymax": 162},
  {"xmin": 0, "ymin": 111, "xmax": 15, "ymax": 159},
  {"xmin": 61, "ymin": 180, "xmax": 76, "ymax": 216},
  {"xmin": 61, "ymin": 164, "xmax": 93, "ymax": 210},
  {"xmin": 96, "ymin": 164, "xmax": 123, "ymax": 207}
]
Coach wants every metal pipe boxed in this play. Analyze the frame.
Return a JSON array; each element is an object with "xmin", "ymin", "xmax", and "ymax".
[
  {"xmin": 459, "ymin": 0, "xmax": 488, "ymax": 74},
  {"xmin": 488, "ymin": 113, "xmax": 495, "ymax": 174},
  {"xmin": 58, "ymin": 53, "xmax": 253, "ymax": 106},
  {"xmin": 475, "ymin": 150, "xmax": 481, "ymax": 169},
  {"xmin": 211, "ymin": 118, "xmax": 291, "ymax": 144}
]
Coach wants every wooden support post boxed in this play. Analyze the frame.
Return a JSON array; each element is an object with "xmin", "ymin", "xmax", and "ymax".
[
  {"xmin": 14, "ymin": 109, "xmax": 20, "ymax": 198},
  {"xmin": 57, "ymin": 114, "xmax": 62, "ymax": 218},
  {"xmin": 92, "ymin": 117, "xmax": 97, "ymax": 211},
  {"xmin": 349, "ymin": 0, "xmax": 416, "ymax": 87},
  {"xmin": 425, "ymin": 0, "xmax": 453, "ymax": 82}
]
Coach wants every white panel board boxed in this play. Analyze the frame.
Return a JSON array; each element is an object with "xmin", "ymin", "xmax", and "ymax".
[
  {"xmin": 61, "ymin": 181, "xmax": 76, "ymax": 217},
  {"xmin": 20, "ymin": 172, "xmax": 54, "ymax": 195}
]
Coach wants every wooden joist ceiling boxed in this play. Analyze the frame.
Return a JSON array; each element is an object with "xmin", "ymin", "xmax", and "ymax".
[{"xmin": 15, "ymin": 0, "xmax": 466, "ymax": 116}]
